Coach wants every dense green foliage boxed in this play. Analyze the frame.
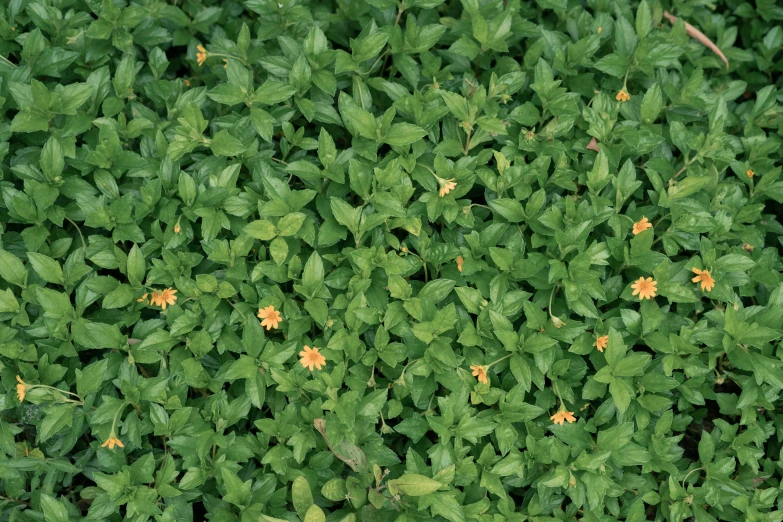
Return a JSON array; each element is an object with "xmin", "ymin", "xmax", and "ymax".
[{"xmin": 1, "ymin": 0, "xmax": 783, "ymax": 521}]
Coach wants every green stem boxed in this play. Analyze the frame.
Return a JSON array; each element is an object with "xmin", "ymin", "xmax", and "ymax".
[
  {"xmin": 110, "ymin": 402, "xmax": 130, "ymax": 435},
  {"xmin": 65, "ymin": 217, "xmax": 86, "ymax": 253},
  {"xmin": 0, "ymin": 55, "xmax": 17, "ymax": 67},
  {"xmin": 29, "ymin": 385, "xmax": 83, "ymax": 403},
  {"xmin": 486, "ymin": 354, "xmax": 513, "ymax": 369}
]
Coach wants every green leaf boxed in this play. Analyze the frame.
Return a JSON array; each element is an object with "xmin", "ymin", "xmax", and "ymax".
[
  {"xmin": 40, "ymin": 494, "xmax": 69, "ymax": 522},
  {"xmin": 303, "ymin": 505, "xmax": 326, "ymax": 522},
  {"xmin": 245, "ymin": 220, "xmax": 278, "ymax": 240},
  {"xmin": 277, "ymin": 212, "xmax": 307, "ymax": 236},
  {"xmin": 338, "ymin": 92, "xmax": 376, "ymax": 140},
  {"xmin": 388, "ymin": 474, "xmax": 443, "ymax": 496},
  {"xmin": 27, "ymin": 252, "xmax": 65, "ymax": 285},
  {"xmin": 210, "ymin": 130, "xmax": 246, "ymax": 156},
  {"xmin": 292, "ymin": 476, "xmax": 314, "ymax": 518},
  {"xmin": 253, "ymin": 80, "xmax": 298, "ymax": 105},
  {"xmin": 0, "ymin": 249, "xmax": 27, "ymax": 287},
  {"xmin": 127, "ymin": 244, "xmax": 145, "ymax": 287},
  {"xmin": 384, "ymin": 123, "xmax": 427, "ymax": 147}
]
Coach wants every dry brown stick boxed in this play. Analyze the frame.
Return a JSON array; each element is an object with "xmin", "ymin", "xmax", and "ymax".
[{"xmin": 663, "ymin": 11, "xmax": 729, "ymax": 70}]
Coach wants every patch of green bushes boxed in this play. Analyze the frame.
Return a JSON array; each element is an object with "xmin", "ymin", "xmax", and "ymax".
[{"xmin": 1, "ymin": 0, "xmax": 783, "ymax": 521}]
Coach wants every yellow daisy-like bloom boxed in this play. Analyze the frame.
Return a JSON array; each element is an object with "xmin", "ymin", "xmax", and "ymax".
[
  {"xmin": 137, "ymin": 293, "xmax": 148, "ymax": 303},
  {"xmin": 16, "ymin": 376, "xmax": 27, "ymax": 402},
  {"xmin": 616, "ymin": 90, "xmax": 631, "ymax": 102},
  {"xmin": 595, "ymin": 335, "xmax": 608, "ymax": 353},
  {"xmin": 743, "ymin": 243, "xmax": 754, "ymax": 253},
  {"xmin": 470, "ymin": 364, "xmax": 489, "ymax": 384},
  {"xmin": 299, "ymin": 345, "xmax": 326, "ymax": 371},
  {"xmin": 456, "ymin": 256, "xmax": 464, "ymax": 273},
  {"xmin": 196, "ymin": 45, "xmax": 208, "ymax": 66},
  {"xmin": 257, "ymin": 305, "xmax": 282, "ymax": 330},
  {"xmin": 101, "ymin": 436, "xmax": 124, "ymax": 449},
  {"xmin": 632, "ymin": 216, "xmax": 653, "ymax": 235},
  {"xmin": 550, "ymin": 409, "xmax": 577, "ymax": 425},
  {"xmin": 631, "ymin": 277, "xmax": 657, "ymax": 300},
  {"xmin": 746, "ymin": 169, "xmax": 754, "ymax": 178},
  {"xmin": 691, "ymin": 268, "xmax": 715, "ymax": 292},
  {"xmin": 150, "ymin": 288, "xmax": 177, "ymax": 310},
  {"xmin": 438, "ymin": 178, "xmax": 457, "ymax": 197}
]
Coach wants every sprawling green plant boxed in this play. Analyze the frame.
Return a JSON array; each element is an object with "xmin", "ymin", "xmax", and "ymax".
[{"xmin": 1, "ymin": 0, "xmax": 782, "ymax": 520}]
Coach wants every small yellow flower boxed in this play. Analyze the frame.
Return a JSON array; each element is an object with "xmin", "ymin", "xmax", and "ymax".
[
  {"xmin": 691, "ymin": 268, "xmax": 715, "ymax": 292},
  {"xmin": 550, "ymin": 408, "xmax": 577, "ymax": 425},
  {"xmin": 632, "ymin": 216, "xmax": 653, "ymax": 235},
  {"xmin": 257, "ymin": 305, "xmax": 282, "ymax": 330},
  {"xmin": 470, "ymin": 364, "xmax": 489, "ymax": 384},
  {"xmin": 137, "ymin": 293, "xmax": 148, "ymax": 303},
  {"xmin": 196, "ymin": 45, "xmax": 208, "ymax": 66},
  {"xmin": 150, "ymin": 288, "xmax": 177, "ymax": 310},
  {"xmin": 746, "ymin": 169, "xmax": 754, "ymax": 178},
  {"xmin": 456, "ymin": 256, "xmax": 464, "ymax": 273},
  {"xmin": 101, "ymin": 436, "xmax": 124, "ymax": 449},
  {"xmin": 597, "ymin": 26, "xmax": 603, "ymax": 34},
  {"xmin": 595, "ymin": 335, "xmax": 608, "ymax": 352},
  {"xmin": 616, "ymin": 89, "xmax": 631, "ymax": 102},
  {"xmin": 743, "ymin": 243, "xmax": 754, "ymax": 253},
  {"xmin": 631, "ymin": 277, "xmax": 657, "ymax": 300},
  {"xmin": 16, "ymin": 376, "xmax": 27, "ymax": 402},
  {"xmin": 438, "ymin": 178, "xmax": 457, "ymax": 197},
  {"xmin": 183, "ymin": 79, "xmax": 191, "ymax": 87},
  {"xmin": 174, "ymin": 223, "xmax": 181, "ymax": 234},
  {"xmin": 299, "ymin": 345, "xmax": 326, "ymax": 371}
]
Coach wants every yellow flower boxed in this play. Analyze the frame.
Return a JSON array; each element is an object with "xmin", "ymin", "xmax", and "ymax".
[
  {"xmin": 743, "ymin": 243, "xmax": 754, "ymax": 253},
  {"xmin": 470, "ymin": 364, "xmax": 489, "ymax": 384},
  {"xmin": 595, "ymin": 335, "xmax": 608, "ymax": 353},
  {"xmin": 632, "ymin": 216, "xmax": 652, "ymax": 235},
  {"xmin": 257, "ymin": 305, "xmax": 282, "ymax": 330},
  {"xmin": 101, "ymin": 436, "xmax": 124, "ymax": 449},
  {"xmin": 631, "ymin": 277, "xmax": 657, "ymax": 300},
  {"xmin": 550, "ymin": 408, "xmax": 577, "ymax": 425},
  {"xmin": 196, "ymin": 45, "xmax": 208, "ymax": 66},
  {"xmin": 174, "ymin": 223, "xmax": 181, "ymax": 234},
  {"xmin": 183, "ymin": 79, "xmax": 191, "ymax": 87},
  {"xmin": 299, "ymin": 345, "xmax": 326, "ymax": 371},
  {"xmin": 597, "ymin": 26, "xmax": 603, "ymax": 34},
  {"xmin": 746, "ymin": 169, "xmax": 754, "ymax": 178},
  {"xmin": 438, "ymin": 178, "xmax": 457, "ymax": 197},
  {"xmin": 150, "ymin": 288, "xmax": 177, "ymax": 310},
  {"xmin": 137, "ymin": 293, "xmax": 148, "ymax": 303},
  {"xmin": 616, "ymin": 89, "xmax": 631, "ymax": 102},
  {"xmin": 456, "ymin": 256, "xmax": 464, "ymax": 273},
  {"xmin": 691, "ymin": 268, "xmax": 715, "ymax": 292},
  {"xmin": 16, "ymin": 376, "xmax": 27, "ymax": 402}
]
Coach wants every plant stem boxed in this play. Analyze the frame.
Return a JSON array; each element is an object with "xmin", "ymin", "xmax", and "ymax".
[{"xmin": 66, "ymin": 217, "xmax": 86, "ymax": 253}]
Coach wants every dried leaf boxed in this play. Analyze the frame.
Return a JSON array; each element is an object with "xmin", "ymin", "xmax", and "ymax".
[{"xmin": 664, "ymin": 11, "xmax": 729, "ymax": 70}]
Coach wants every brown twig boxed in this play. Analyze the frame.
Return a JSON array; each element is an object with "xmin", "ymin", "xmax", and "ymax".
[{"xmin": 663, "ymin": 11, "xmax": 729, "ymax": 70}]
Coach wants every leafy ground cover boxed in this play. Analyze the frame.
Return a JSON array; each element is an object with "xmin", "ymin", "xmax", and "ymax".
[{"xmin": 1, "ymin": 0, "xmax": 783, "ymax": 521}]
